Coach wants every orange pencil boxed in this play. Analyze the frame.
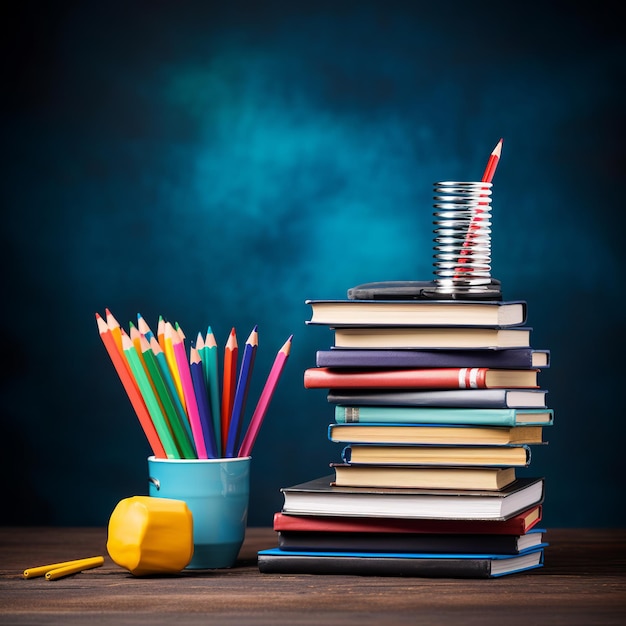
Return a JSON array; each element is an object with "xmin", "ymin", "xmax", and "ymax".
[
  {"xmin": 220, "ymin": 328, "xmax": 238, "ymax": 453},
  {"xmin": 96, "ymin": 312, "xmax": 166, "ymax": 457},
  {"xmin": 105, "ymin": 308, "xmax": 124, "ymax": 354}
]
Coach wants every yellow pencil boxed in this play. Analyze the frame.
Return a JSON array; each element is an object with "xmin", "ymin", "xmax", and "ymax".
[
  {"xmin": 164, "ymin": 322, "xmax": 186, "ymax": 411},
  {"xmin": 45, "ymin": 556, "xmax": 105, "ymax": 580},
  {"xmin": 24, "ymin": 556, "xmax": 104, "ymax": 579}
]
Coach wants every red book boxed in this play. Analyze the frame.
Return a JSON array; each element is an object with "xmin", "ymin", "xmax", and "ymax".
[
  {"xmin": 303, "ymin": 367, "xmax": 539, "ymax": 390},
  {"xmin": 273, "ymin": 505, "xmax": 542, "ymax": 535}
]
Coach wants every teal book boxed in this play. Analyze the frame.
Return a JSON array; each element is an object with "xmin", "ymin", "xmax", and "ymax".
[{"xmin": 335, "ymin": 406, "xmax": 554, "ymax": 426}]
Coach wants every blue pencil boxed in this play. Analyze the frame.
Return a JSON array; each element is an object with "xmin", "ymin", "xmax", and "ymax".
[
  {"xmin": 190, "ymin": 347, "xmax": 218, "ymax": 458},
  {"xmin": 225, "ymin": 326, "xmax": 258, "ymax": 457}
]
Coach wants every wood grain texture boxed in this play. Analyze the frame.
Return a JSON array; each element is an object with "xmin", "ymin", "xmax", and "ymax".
[{"xmin": 1, "ymin": 528, "xmax": 624, "ymax": 625}]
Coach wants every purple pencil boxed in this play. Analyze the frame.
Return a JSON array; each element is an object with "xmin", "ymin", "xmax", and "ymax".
[{"xmin": 190, "ymin": 347, "xmax": 218, "ymax": 458}]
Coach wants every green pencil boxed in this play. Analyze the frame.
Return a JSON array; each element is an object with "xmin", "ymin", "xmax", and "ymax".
[
  {"xmin": 122, "ymin": 332, "xmax": 180, "ymax": 459},
  {"xmin": 149, "ymin": 336, "xmax": 195, "ymax": 451},
  {"xmin": 204, "ymin": 327, "xmax": 222, "ymax": 457},
  {"xmin": 140, "ymin": 335, "xmax": 196, "ymax": 459}
]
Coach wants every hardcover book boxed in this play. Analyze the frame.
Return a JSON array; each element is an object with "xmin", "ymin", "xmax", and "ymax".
[
  {"xmin": 305, "ymin": 299, "xmax": 527, "ymax": 327},
  {"xmin": 280, "ymin": 475, "xmax": 545, "ymax": 520},
  {"xmin": 276, "ymin": 528, "xmax": 547, "ymax": 555},
  {"xmin": 327, "ymin": 388, "xmax": 549, "ymax": 408},
  {"xmin": 258, "ymin": 547, "xmax": 545, "ymax": 578},
  {"xmin": 332, "ymin": 326, "xmax": 532, "ymax": 349},
  {"xmin": 304, "ymin": 367, "xmax": 540, "ymax": 390},
  {"xmin": 328, "ymin": 423, "xmax": 545, "ymax": 446},
  {"xmin": 341, "ymin": 444, "xmax": 532, "ymax": 467},
  {"xmin": 334, "ymin": 406, "xmax": 554, "ymax": 426},
  {"xmin": 331, "ymin": 464, "xmax": 517, "ymax": 490},
  {"xmin": 272, "ymin": 505, "xmax": 543, "ymax": 534},
  {"xmin": 316, "ymin": 348, "xmax": 550, "ymax": 369}
]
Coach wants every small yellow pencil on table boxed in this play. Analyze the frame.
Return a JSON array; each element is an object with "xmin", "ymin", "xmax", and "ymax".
[{"xmin": 23, "ymin": 556, "xmax": 104, "ymax": 580}]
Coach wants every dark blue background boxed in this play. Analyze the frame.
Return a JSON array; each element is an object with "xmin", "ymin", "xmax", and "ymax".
[{"xmin": 2, "ymin": 1, "xmax": 624, "ymax": 527}]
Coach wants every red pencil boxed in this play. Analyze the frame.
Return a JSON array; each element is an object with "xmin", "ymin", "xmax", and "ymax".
[
  {"xmin": 455, "ymin": 139, "xmax": 503, "ymax": 277},
  {"xmin": 482, "ymin": 138, "xmax": 503, "ymax": 184},
  {"xmin": 220, "ymin": 328, "xmax": 238, "ymax": 453},
  {"xmin": 96, "ymin": 312, "xmax": 166, "ymax": 458}
]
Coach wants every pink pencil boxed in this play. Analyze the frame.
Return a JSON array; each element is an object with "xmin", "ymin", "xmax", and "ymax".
[
  {"xmin": 238, "ymin": 335, "xmax": 292, "ymax": 458},
  {"xmin": 169, "ymin": 323, "xmax": 208, "ymax": 459}
]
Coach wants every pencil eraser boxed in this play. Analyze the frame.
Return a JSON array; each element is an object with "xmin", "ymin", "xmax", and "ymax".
[{"xmin": 107, "ymin": 495, "xmax": 193, "ymax": 576}]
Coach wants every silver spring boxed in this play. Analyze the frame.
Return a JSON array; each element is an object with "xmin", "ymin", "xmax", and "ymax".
[{"xmin": 432, "ymin": 181, "xmax": 493, "ymax": 294}]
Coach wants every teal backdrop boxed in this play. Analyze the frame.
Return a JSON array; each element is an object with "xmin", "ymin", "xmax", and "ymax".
[{"xmin": 2, "ymin": 1, "xmax": 624, "ymax": 527}]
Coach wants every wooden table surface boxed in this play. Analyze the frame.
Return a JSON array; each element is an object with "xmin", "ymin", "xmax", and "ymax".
[{"xmin": 1, "ymin": 527, "xmax": 625, "ymax": 625}]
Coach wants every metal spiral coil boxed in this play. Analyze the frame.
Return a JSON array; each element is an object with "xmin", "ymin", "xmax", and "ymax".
[{"xmin": 432, "ymin": 181, "xmax": 493, "ymax": 295}]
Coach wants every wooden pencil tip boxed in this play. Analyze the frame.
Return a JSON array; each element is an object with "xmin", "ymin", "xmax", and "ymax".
[{"xmin": 493, "ymin": 139, "xmax": 503, "ymax": 157}]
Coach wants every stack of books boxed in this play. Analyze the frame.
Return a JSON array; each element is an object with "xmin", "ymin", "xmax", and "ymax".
[{"xmin": 258, "ymin": 297, "xmax": 552, "ymax": 578}]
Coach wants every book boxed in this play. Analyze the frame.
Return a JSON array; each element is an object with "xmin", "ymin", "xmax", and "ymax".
[
  {"xmin": 272, "ymin": 505, "xmax": 543, "ymax": 534},
  {"xmin": 280, "ymin": 475, "xmax": 545, "ymax": 519},
  {"xmin": 341, "ymin": 444, "xmax": 532, "ymax": 467},
  {"xmin": 328, "ymin": 423, "xmax": 545, "ymax": 445},
  {"xmin": 333, "ymin": 326, "xmax": 532, "ymax": 349},
  {"xmin": 276, "ymin": 528, "xmax": 547, "ymax": 555},
  {"xmin": 327, "ymin": 388, "xmax": 548, "ymax": 408},
  {"xmin": 304, "ymin": 367, "xmax": 539, "ymax": 390},
  {"xmin": 335, "ymin": 406, "xmax": 554, "ymax": 426},
  {"xmin": 331, "ymin": 464, "xmax": 517, "ymax": 490},
  {"xmin": 258, "ymin": 547, "xmax": 545, "ymax": 578},
  {"xmin": 316, "ymin": 348, "xmax": 550, "ymax": 369},
  {"xmin": 305, "ymin": 299, "xmax": 527, "ymax": 327}
]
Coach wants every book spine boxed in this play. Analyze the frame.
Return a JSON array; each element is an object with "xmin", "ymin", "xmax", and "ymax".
[
  {"xmin": 304, "ymin": 367, "xmax": 489, "ymax": 390},
  {"xmin": 276, "ymin": 531, "xmax": 531, "ymax": 554},
  {"xmin": 316, "ymin": 348, "xmax": 544, "ymax": 369},
  {"xmin": 335, "ymin": 406, "xmax": 516, "ymax": 425},
  {"xmin": 258, "ymin": 551, "xmax": 535, "ymax": 578}
]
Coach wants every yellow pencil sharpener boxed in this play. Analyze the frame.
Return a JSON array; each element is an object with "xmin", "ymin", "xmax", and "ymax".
[{"xmin": 107, "ymin": 495, "xmax": 193, "ymax": 576}]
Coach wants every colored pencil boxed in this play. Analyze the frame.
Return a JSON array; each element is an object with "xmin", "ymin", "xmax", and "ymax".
[
  {"xmin": 170, "ymin": 324, "xmax": 208, "ymax": 459},
  {"xmin": 157, "ymin": 315, "xmax": 166, "ymax": 349},
  {"xmin": 149, "ymin": 336, "xmax": 195, "ymax": 453},
  {"xmin": 122, "ymin": 332, "xmax": 179, "ymax": 458},
  {"xmin": 96, "ymin": 313, "xmax": 166, "ymax": 458},
  {"xmin": 220, "ymin": 328, "xmax": 238, "ymax": 453},
  {"xmin": 204, "ymin": 327, "xmax": 221, "ymax": 456},
  {"xmin": 482, "ymin": 138, "xmax": 503, "ymax": 184},
  {"xmin": 45, "ymin": 556, "xmax": 105, "ymax": 580},
  {"xmin": 238, "ymin": 335, "xmax": 292, "ymax": 458},
  {"xmin": 190, "ymin": 347, "xmax": 218, "ymax": 458},
  {"xmin": 164, "ymin": 321, "xmax": 186, "ymax": 412},
  {"xmin": 137, "ymin": 313, "xmax": 155, "ymax": 342},
  {"xmin": 24, "ymin": 556, "xmax": 104, "ymax": 579},
  {"xmin": 105, "ymin": 308, "xmax": 124, "ymax": 354},
  {"xmin": 140, "ymin": 334, "xmax": 196, "ymax": 459},
  {"xmin": 225, "ymin": 326, "xmax": 258, "ymax": 457},
  {"xmin": 455, "ymin": 139, "xmax": 503, "ymax": 277}
]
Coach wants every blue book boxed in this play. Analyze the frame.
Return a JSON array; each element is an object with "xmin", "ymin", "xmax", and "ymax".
[
  {"xmin": 317, "ymin": 348, "xmax": 550, "ymax": 369},
  {"xmin": 335, "ymin": 406, "xmax": 554, "ymax": 426},
  {"xmin": 276, "ymin": 527, "xmax": 547, "ymax": 555},
  {"xmin": 258, "ymin": 547, "xmax": 545, "ymax": 578}
]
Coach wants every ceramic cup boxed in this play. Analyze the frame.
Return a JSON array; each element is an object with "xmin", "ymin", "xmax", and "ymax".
[{"xmin": 148, "ymin": 455, "xmax": 251, "ymax": 569}]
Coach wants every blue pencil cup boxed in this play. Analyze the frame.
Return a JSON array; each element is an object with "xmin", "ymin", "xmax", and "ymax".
[{"xmin": 148, "ymin": 456, "xmax": 251, "ymax": 569}]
